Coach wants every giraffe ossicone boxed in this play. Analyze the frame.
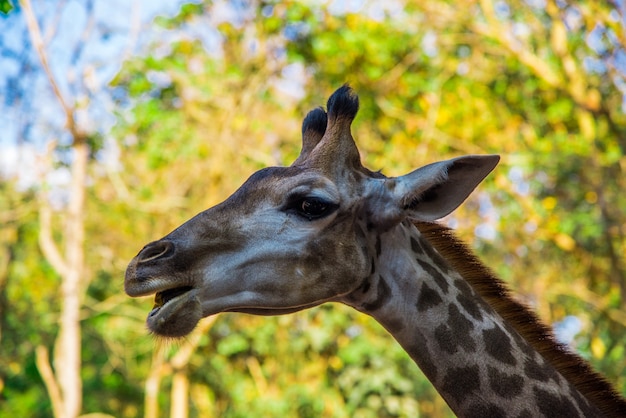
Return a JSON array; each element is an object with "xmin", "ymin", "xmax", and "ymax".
[{"xmin": 125, "ymin": 85, "xmax": 626, "ymax": 417}]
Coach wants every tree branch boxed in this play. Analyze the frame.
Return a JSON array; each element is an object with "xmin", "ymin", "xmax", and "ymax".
[
  {"xmin": 42, "ymin": 0, "xmax": 67, "ymax": 45},
  {"xmin": 474, "ymin": 0, "xmax": 562, "ymax": 88},
  {"xmin": 38, "ymin": 203, "xmax": 68, "ymax": 278},
  {"xmin": 23, "ymin": 2, "xmax": 88, "ymax": 417},
  {"xmin": 170, "ymin": 371, "xmax": 189, "ymax": 418},
  {"xmin": 144, "ymin": 317, "xmax": 218, "ymax": 418},
  {"xmin": 35, "ymin": 345, "xmax": 64, "ymax": 418},
  {"xmin": 20, "ymin": 0, "xmax": 84, "ymax": 142},
  {"xmin": 144, "ymin": 348, "xmax": 164, "ymax": 418},
  {"xmin": 475, "ymin": 0, "xmax": 602, "ymax": 112},
  {"xmin": 36, "ymin": 141, "xmax": 68, "ymax": 278},
  {"xmin": 169, "ymin": 316, "xmax": 217, "ymax": 369}
]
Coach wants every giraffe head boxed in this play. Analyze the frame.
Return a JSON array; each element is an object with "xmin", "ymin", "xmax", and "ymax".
[{"xmin": 124, "ymin": 85, "xmax": 499, "ymax": 337}]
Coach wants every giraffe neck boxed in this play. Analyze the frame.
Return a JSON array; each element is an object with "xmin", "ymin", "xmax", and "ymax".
[{"xmin": 341, "ymin": 220, "xmax": 621, "ymax": 417}]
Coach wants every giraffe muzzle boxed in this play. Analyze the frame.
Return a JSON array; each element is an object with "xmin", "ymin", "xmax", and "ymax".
[
  {"xmin": 125, "ymin": 240, "xmax": 203, "ymax": 337},
  {"xmin": 124, "ymin": 240, "xmax": 189, "ymax": 298},
  {"xmin": 135, "ymin": 241, "xmax": 175, "ymax": 264}
]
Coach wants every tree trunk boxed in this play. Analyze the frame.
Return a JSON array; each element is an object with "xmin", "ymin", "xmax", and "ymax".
[
  {"xmin": 56, "ymin": 140, "xmax": 88, "ymax": 418},
  {"xmin": 171, "ymin": 370, "xmax": 189, "ymax": 418},
  {"xmin": 21, "ymin": 0, "xmax": 89, "ymax": 415}
]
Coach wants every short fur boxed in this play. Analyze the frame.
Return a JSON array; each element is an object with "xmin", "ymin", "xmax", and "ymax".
[
  {"xmin": 414, "ymin": 221, "xmax": 626, "ymax": 418},
  {"xmin": 326, "ymin": 84, "xmax": 359, "ymax": 122},
  {"xmin": 301, "ymin": 107, "xmax": 328, "ymax": 137}
]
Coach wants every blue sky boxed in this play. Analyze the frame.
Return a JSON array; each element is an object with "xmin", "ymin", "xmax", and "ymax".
[
  {"xmin": 2, "ymin": 0, "xmax": 624, "ymax": 189},
  {"xmin": 0, "ymin": 0, "xmax": 197, "ymax": 182}
]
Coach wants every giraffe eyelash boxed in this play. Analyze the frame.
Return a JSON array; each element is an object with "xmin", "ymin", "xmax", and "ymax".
[{"xmin": 282, "ymin": 195, "xmax": 339, "ymax": 221}]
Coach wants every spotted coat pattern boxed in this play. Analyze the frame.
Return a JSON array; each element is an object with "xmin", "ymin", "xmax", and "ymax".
[
  {"xmin": 341, "ymin": 220, "xmax": 604, "ymax": 417},
  {"xmin": 126, "ymin": 85, "xmax": 625, "ymax": 418}
]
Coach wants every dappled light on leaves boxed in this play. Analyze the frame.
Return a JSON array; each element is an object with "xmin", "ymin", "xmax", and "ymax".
[{"xmin": 1, "ymin": 0, "xmax": 625, "ymax": 417}]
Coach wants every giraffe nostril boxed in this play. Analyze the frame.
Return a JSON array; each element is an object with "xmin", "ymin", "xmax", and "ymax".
[{"xmin": 137, "ymin": 241, "xmax": 175, "ymax": 263}]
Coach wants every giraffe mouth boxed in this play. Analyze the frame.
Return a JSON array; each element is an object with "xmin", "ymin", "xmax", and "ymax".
[
  {"xmin": 150, "ymin": 286, "xmax": 194, "ymax": 315},
  {"xmin": 145, "ymin": 285, "xmax": 202, "ymax": 338}
]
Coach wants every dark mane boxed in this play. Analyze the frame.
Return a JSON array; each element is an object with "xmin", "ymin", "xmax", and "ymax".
[{"xmin": 414, "ymin": 221, "xmax": 626, "ymax": 418}]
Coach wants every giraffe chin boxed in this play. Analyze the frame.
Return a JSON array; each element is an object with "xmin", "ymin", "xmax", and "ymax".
[{"xmin": 146, "ymin": 290, "xmax": 202, "ymax": 338}]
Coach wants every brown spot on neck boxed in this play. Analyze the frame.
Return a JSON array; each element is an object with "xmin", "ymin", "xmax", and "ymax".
[
  {"xmin": 414, "ymin": 221, "xmax": 626, "ymax": 417},
  {"xmin": 361, "ymin": 275, "xmax": 391, "ymax": 311}
]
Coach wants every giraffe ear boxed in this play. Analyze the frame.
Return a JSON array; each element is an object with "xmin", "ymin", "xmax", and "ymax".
[{"xmin": 394, "ymin": 155, "xmax": 500, "ymax": 222}]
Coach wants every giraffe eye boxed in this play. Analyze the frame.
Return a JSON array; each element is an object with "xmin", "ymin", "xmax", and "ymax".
[{"xmin": 289, "ymin": 197, "xmax": 338, "ymax": 221}]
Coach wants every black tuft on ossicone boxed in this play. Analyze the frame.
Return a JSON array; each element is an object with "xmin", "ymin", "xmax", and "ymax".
[
  {"xmin": 327, "ymin": 84, "xmax": 359, "ymax": 121},
  {"xmin": 301, "ymin": 107, "xmax": 328, "ymax": 136}
]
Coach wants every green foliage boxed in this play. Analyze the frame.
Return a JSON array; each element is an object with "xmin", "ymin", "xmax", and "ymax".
[
  {"xmin": 0, "ymin": 0, "xmax": 13, "ymax": 15},
  {"xmin": 3, "ymin": 0, "xmax": 626, "ymax": 416}
]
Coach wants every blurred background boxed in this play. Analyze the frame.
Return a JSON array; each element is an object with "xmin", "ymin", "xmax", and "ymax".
[{"xmin": 1, "ymin": 0, "xmax": 625, "ymax": 417}]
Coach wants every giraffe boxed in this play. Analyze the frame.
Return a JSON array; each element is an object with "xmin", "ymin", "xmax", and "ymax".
[{"xmin": 125, "ymin": 85, "xmax": 626, "ymax": 417}]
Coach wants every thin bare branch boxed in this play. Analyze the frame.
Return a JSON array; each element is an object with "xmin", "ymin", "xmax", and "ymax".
[
  {"xmin": 474, "ymin": 0, "xmax": 562, "ymax": 88},
  {"xmin": 170, "ymin": 371, "xmax": 189, "ymax": 418},
  {"xmin": 35, "ymin": 345, "xmax": 64, "ymax": 418},
  {"xmin": 144, "ymin": 346, "xmax": 165, "ymax": 418},
  {"xmin": 20, "ymin": 0, "xmax": 84, "ymax": 142},
  {"xmin": 144, "ymin": 317, "xmax": 218, "ymax": 417},
  {"xmin": 38, "ymin": 203, "xmax": 69, "ymax": 278},
  {"xmin": 36, "ymin": 141, "xmax": 68, "ymax": 278},
  {"xmin": 69, "ymin": 0, "xmax": 95, "ymax": 71},
  {"xmin": 43, "ymin": 0, "xmax": 67, "ymax": 44},
  {"xmin": 246, "ymin": 356, "xmax": 269, "ymax": 396},
  {"xmin": 169, "ymin": 317, "xmax": 217, "ymax": 369},
  {"xmin": 122, "ymin": 1, "xmax": 142, "ymax": 60}
]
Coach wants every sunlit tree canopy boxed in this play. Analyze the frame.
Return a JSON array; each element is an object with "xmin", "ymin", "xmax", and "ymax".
[{"xmin": 1, "ymin": 0, "xmax": 625, "ymax": 417}]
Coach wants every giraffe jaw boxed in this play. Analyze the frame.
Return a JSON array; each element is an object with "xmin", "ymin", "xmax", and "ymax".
[
  {"xmin": 145, "ymin": 286, "xmax": 202, "ymax": 338},
  {"xmin": 225, "ymin": 301, "xmax": 325, "ymax": 316}
]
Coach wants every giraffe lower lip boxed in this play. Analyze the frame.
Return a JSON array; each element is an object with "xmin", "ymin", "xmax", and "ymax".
[
  {"xmin": 149, "ymin": 306, "xmax": 161, "ymax": 317},
  {"xmin": 146, "ymin": 287, "xmax": 202, "ymax": 337}
]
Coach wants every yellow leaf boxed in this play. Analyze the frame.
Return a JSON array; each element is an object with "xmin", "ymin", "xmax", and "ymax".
[
  {"xmin": 329, "ymin": 356, "xmax": 343, "ymax": 370},
  {"xmin": 577, "ymin": 109, "xmax": 595, "ymax": 141},
  {"xmin": 554, "ymin": 233, "xmax": 576, "ymax": 251},
  {"xmin": 584, "ymin": 191, "xmax": 598, "ymax": 204},
  {"xmin": 591, "ymin": 336, "xmax": 606, "ymax": 359},
  {"xmin": 542, "ymin": 196, "xmax": 557, "ymax": 210}
]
